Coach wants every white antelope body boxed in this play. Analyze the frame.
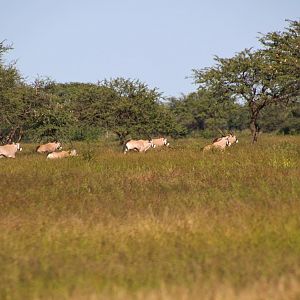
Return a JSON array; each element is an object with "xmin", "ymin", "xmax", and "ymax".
[
  {"xmin": 124, "ymin": 139, "xmax": 155, "ymax": 154},
  {"xmin": 0, "ymin": 143, "xmax": 22, "ymax": 158}
]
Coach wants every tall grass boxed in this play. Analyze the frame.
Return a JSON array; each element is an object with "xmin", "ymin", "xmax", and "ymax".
[{"xmin": 1, "ymin": 135, "xmax": 300, "ymax": 299}]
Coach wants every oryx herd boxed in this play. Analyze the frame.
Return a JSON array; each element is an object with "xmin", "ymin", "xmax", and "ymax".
[
  {"xmin": 0, "ymin": 141, "xmax": 77, "ymax": 160},
  {"xmin": 36, "ymin": 142, "xmax": 78, "ymax": 159},
  {"xmin": 0, "ymin": 133, "xmax": 238, "ymax": 159},
  {"xmin": 123, "ymin": 137, "xmax": 169, "ymax": 154}
]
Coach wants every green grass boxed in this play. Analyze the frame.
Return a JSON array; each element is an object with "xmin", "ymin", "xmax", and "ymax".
[{"xmin": 1, "ymin": 135, "xmax": 300, "ymax": 299}]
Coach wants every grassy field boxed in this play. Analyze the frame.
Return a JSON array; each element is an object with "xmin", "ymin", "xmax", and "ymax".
[{"xmin": 1, "ymin": 134, "xmax": 300, "ymax": 300}]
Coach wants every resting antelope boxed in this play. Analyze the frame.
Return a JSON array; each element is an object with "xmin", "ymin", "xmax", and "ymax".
[
  {"xmin": 47, "ymin": 149, "xmax": 78, "ymax": 159},
  {"xmin": 152, "ymin": 137, "xmax": 170, "ymax": 148},
  {"xmin": 203, "ymin": 136, "xmax": 231, "ymax": 152},
  {"xmin": 36, "ymin": 142, "xmax": 62, "ymax": 153}
]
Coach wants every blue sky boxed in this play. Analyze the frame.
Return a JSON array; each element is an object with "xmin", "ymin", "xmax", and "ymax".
[{"xmin": 2, "ymin": 0, "xmax": 299, "ymax": 97}]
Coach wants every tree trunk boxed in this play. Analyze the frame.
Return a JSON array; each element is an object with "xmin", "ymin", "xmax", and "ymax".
[
  {"xmin": 16, "ymin": 127, "xmax": 23, "ymax": 142},
  {"xmin": 250, "ymin": 115, "xmax": 259, "ymax": 143},
  {"xmin": 6, "ymin": 128, "xmax": 16, "ymax": 144}
]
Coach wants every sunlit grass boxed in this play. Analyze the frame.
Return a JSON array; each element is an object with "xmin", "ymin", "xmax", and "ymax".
[{"xmin": 1, "ymin": 135, "xmax": 300, "ymax": 299}]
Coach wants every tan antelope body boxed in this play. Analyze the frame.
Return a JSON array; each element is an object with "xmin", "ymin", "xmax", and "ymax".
[
  {"xmin": 152, "ymin": 137, "xmax": 170, "ymax": 147},
  {"xmin": 227, "ymin": 134, "xmax": 238, "ymax": 145},
  {"xmin": 36, "ymin": 142, "xmax": 62, "ymax": 153},
  {"xmin": 203, "ymin": 136, "xmax": 230, "ymax": 152},
  {"xmin": 47, "ymin": 149, "xmax": 77, "ymax": 159},
  {"xmin": 124, "ymin": 139, "xmax": 155, "ymax": 154},
  {"xmin": 213, "ymin": 133, "xmax": 238, "ymax": 146},
  {"xmin": 0, "ymin": 143, "xmax": 22, "ymax": 158}
]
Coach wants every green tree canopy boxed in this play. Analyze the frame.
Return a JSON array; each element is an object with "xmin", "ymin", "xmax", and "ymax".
[
  {"xmin": 168, "ymin": 90, "xmax": 248, "ymax": 137},
  {"xmin": 192, "ymin": 20, "xmax": 300, "ymax": 142},
  {"xmin": 0, "ymin": 41, "xmax": 24, "ymax": 142}
]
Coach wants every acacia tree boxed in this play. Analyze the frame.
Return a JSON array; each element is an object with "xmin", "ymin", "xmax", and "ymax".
[
  {"xmin": 259, "ymin": 20, "xmax": 300, "ymax": 104},
  {"xmin": 23, "ymin": 78, "xmax": 76, "ymax": 142},
  {"xmin": 168, "ymin": 90, "xmax": 245, "ymax": 136},
  {"xmin": 54, "ymin": 82, "xmax": 118, "ymax": 139},
  {"xmin": 192, "ymin": 20, "xmax": 300, "ymax": 143},
  {"xmin": 0, "ymin": 41, "xmax": 24, "ymax": 142},
  {"xmin": 51, "ymin": 80, "xmax": 183, "ymax": 142},
  {"xmin": 100, "ymin": 78, "xmax": 166, "ymax": 143}
]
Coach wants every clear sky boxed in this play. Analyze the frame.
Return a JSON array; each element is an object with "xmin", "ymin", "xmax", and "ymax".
[{"xmin": 2, "ymin": 0, "xmax": 299, "ymax": 97}]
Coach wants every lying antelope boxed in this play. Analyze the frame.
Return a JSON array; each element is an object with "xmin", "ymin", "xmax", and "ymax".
[
  {"xmin": 0, "ymin": 143, "xmax": 22, "ymax": 158},
  {"xmin": 213, "ymin": 133, "xmax": 238, "ymax": 146},
  {"xmin": 152, "ymin": 137, "xmax": 170, "ymax": 148},
  {"xmin": 227, "ymin": 133, "xmax": 238, "ymax": 145},
  {"xmin": 124, "ymin": 139, "xmax": 155, "ymax": 154},
  {"xmin": 36, "ymin": 142, "xmax": 62, "ymax": 153},
  {"xmin": 47, "ymin": 149, "xmax": 78, "ymax": 159},
  {"xmin": 203, "ymin": 136, "xmax": 231, "ymax": 152}
]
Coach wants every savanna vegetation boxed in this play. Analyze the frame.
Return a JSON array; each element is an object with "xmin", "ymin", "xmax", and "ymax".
[
  {"xmin": 0, "ymin": 19, "xmax": 300, "ymax": 300},
  {"xmin": 1, "ymin": 135, "xmax": 300, "ymax": 299},
  {"xmin": 0, "ymin": 20, "xmax": 299, "ymax": 144}
]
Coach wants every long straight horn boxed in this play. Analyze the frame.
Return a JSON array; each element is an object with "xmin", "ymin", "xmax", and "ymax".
[{"xmin": 217, "ymin": 128, "xmax": 226, "ymax": 137}]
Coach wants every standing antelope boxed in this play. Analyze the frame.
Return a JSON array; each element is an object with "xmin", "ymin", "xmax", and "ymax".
[
  {"xmin": 0, "ymin": 143, "xmax": 22, "ymax": 158},
  {"xmin": 124, "ymin": 139, "xmax": 155, "ymax": 154}
]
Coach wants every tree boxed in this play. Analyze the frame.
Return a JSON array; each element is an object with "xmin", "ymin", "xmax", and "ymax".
[
  {"xmin": 50, "ymin": 79, "xmax": 184, "ymax": 142},
  {"xmin": 100, "ymin": 78, "xmax": 166, "ymax": 142},
  {"xmin": 279, "ymin": 102, "xmax": 300, "ymax": 134},
  {"xmin": 23, "ymin": 78, "xmax": 75, "ymax": 142},
  {"xmin": 259, "ymin": 20, "xmax": 300, "ymax": 102},
  {"xmin": 192, "ymin": 20, "xmax": 300, "ymax": 142},
  {"xmin": 260, "ymin": 102, "xmax": 300, "ymax": 134},
  {"xmin": 153, "ymin": 102, "xmax": 187, "ymax": 138},
  {"xmin": 52, "ymin": 82, "xmax": 117, "ymax": 140},
  {"xmin": 0, "ymin": 41, "xmax": 25, "ymax": 143},
  {"xmin": 168, "ymin": 90, "xmax": 247, "ymax": 137}
]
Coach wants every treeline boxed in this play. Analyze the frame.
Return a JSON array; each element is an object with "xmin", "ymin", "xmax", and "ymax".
[{"xmin": 0, "ymin": 20, "xmax": 299, "ymax": 143}]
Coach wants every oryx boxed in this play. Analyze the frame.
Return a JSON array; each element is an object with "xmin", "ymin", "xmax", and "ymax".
[
  {"xmin": 36, "ymin": 142, "xmax": 62, "ymax": 153},
  {"xmin": 47, "ymin": 149, "xmax": 78, "ymax": 159},
  {"xmin": 152, "ymin": 137, "xmax": 170, "ymax": 148},
  {"xmin": 203, "ymin": 136, "xmax": 231, "ymax": 152},
  {"xmin": 213, "ymin": 131, "xmax": 238, "ymax": 147},
  {"xmin": 0, "ymin": 143, "xmax": 22, "ymax": 158},
  {"xmin": 124, "ymin": 139, "xmax": 155, "ymax": 154}
]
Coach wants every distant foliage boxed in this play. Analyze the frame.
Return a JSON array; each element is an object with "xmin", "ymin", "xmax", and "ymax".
[
  {"xmin": 0, "ymin": 20, "xmax": 299, "ymax": 143},
  {"xmin": 168, "ymin": 90, "xmax": 249, "ymax": 137}
]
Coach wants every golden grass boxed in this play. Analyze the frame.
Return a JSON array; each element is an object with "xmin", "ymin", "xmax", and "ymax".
[{"xmin": 1, "ymin": 134, "xmax": 300, "ymax": 299}]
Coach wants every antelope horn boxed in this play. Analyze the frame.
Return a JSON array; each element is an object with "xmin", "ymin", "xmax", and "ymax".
[{"xmin": 217, "ymin": 128, "xmax": 226, "ymax": 137}]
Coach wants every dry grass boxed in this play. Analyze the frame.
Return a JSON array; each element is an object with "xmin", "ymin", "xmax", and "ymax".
[{"xmin": 1, "ymin": 134, "xmax": 300, "ymax": 299}]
